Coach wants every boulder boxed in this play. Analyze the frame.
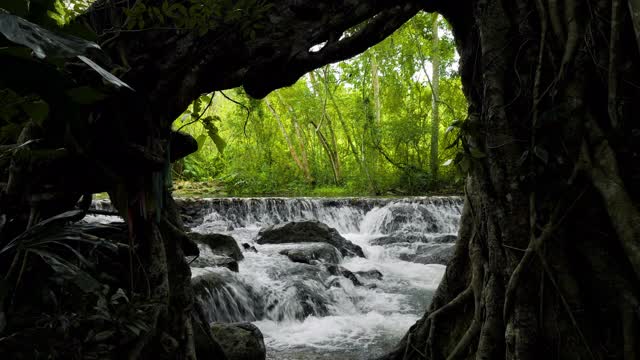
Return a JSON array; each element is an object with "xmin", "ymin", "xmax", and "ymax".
[
  {"xmin": 256, "ymin": 220, "xmax": 365, "ymax": 258},
  {"xmin": 189, "ymin": 232, "xmax": 244, "ymax": 261},
  {"xmin": 279, "ymin": 243, "xmax": 342, "ymax": 265},
  {"xmin": 210, "ymin": 322, "xmax": 266, "ymax": 360},
  {"xmin": 398, "ymin": 243, "xmax": 455, "ymax": 265},
  {"xmin": 355, "ymin": 269, "xmax": 384, "ymax": 281}
]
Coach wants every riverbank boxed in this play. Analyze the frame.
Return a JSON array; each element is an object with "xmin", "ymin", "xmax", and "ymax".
[{"xmin": 95, "ymin": 180, "xmax": 464, "ymax": 200}]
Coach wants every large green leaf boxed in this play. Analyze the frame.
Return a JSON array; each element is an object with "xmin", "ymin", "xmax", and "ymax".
[{"xmin": 0, "ymin": 11, "xmax": 133, "ymax": 90}]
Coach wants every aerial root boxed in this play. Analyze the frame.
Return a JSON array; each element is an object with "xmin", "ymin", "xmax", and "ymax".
[
  {"xmin": 559, "ymin": 0, "xmax": 579, "ymax": 75},
  {"xmin": 403, "ymin": 333, "xmax": 427, "ymax": 360},
  {"xmin": 537, "ymin": 247, "xmax": 596, "ymax": 359},
  {"xmin": 622, "ymin": 304, "xmax": 639, "ymax": 360},
  {"xmin": 444, "ymin": 237, "xmax": 485, "ymax": 360},
  {"xmin": 608, "ymin": 0, "xmax": 622, "ymax": 129},
  {"xmin": 445, "ymin": 318, "xmax": 480, "ymax": 360},
  {"xmin": 581, "ymin": 117, "xmax": 640, "ymax": 280},
  {"xmin": 547, "ymin": 0, "xmax": 565, "ymax": 43},
  {"xmin": 428, "ymin": 286, "xmax": 473, "ymax": 321}
]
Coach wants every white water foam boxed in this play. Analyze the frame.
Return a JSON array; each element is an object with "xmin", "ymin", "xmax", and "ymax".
[{"xmin": 189, "ymin": 197, "xmax": 461, "ymax": 358}]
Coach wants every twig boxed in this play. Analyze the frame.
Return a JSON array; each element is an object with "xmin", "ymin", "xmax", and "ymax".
[{"xmin": 176, "ymin": 94, "xmax": 215, "ymax": 132}]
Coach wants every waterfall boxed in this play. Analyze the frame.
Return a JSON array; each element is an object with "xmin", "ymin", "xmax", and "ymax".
[{"xmin": 187, "ymin": 196, "xmax": 463, "ymax": 359}]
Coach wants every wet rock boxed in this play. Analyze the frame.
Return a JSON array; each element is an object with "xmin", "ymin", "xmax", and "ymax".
[
  {"xmin": 192, "ymin": 270, "xmax": 263, "ymax": 323},
  {"xmin": 256, "ymin": 220, "xmax": 365, "ymax": 258},
  {"xmin": 398, "ymin": 243, "xmax": 455, "ymax": 265},
  {"xmin": 355, "ymin": 269, "xmax": 384, "ymax": 281},
  {"xmin": 369, "ymin": 233, "xmax": 457, "ymax": 246},
  {"xmin": 279, "ymin": 243, "xmax": 342, "ymax": 265},
  {"xmin": 242, "ymin": 243, "xmax": 258, "ymax": 252},
  {"xmin": 432, "ymin": 234, "xmax": 457, "ymax": 243},
  {"xmin": 290, "ymin": 281, "xmax": 330, "ymax": 318},
  {"xmin": 210, "ymin": 322, "xmax": 266, "ymax": 360},
  {"xmin": 369, "ymin": 235, "xmax": 404, "ymax": 246},
  {"xmin": 190, "ymin": 254, "xmax": 239, "ymax": 272},
  {"xmin": 327, "ymin": 278, "xmax": 343, "ymax": 288},
  {"xmin": 189, "ymin": 232, "xmax": 244, "ymax": 261},
  {"xmin": 325, "ymin": 265, "xmax": 362, "ymax": 286}
]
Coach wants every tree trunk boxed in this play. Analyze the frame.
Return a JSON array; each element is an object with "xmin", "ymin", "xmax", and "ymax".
[
  {"xmin": 308, "ymin": 70, "xmax": 342, "ymax": 184},
  {"xmin": 430, "ymin": 14, "xmax": 440, "ymax": 185},
  {"xmin": 265, "ymin": 98, "xmax": 313, "ymax": 182},
  {"xmin": 382, "ymin": 0, "xmax": 640, "ymax": 359}
]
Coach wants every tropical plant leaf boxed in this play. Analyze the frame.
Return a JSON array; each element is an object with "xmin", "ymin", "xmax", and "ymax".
[
  {"xmin": 0, "ymin": 12, "xmax": 98, "ymax": 59},
  {"xmin": 0, "ymin": 12, "xmax": 133, "ymax": 90},
  {"xmin": 30, "ymin": 248, "xmax": 101, "ymax": 293},
  {"xmin": 77, "ymin": 55, "xmax": 134, "ymax": 90}
]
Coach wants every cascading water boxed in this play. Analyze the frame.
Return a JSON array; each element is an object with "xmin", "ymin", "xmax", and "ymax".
[{"xmin": 189, "ymin": 197, "xmax": 463, "ymax": 359}]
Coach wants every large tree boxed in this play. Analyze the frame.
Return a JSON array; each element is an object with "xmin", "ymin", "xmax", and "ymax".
[{"xmin": 1, "ymin": 0, "xmax": 639, "ymax": 359}]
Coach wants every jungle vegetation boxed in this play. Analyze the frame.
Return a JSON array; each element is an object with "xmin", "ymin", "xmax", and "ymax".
[{"xmin": 173, "ymin": 13, "xmax": 467, "ymax": 196}]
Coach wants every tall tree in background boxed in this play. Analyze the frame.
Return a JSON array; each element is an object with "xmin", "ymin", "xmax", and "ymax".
[{"xmin": 430, "ymin": 14, "xmax": 441, "ymax": 184}]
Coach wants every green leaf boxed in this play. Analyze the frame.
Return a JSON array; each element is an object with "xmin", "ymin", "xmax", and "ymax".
[
  {"xmin": 21, "ymin": 99, "xmax": 49, "ymax": 124},
  {"xmin": 209, "ymin": 132, "xmax": 226, "ymax": 154},
  {"xmin": 195, "ymin": 134, "xmax": 207, "ymax": 150},
  {"xmin": 66, "ymin": 86, "xmax": 107, "ymax": 104}
]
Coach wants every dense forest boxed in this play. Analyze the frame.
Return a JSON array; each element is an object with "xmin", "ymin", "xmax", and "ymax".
[
  {"xmin": 173, "ymin": 13, "xmax": 467, "ymax": 196},
  {"xmin": 1, "ymin": 0, "xmax": 639, "ymax": 360}
]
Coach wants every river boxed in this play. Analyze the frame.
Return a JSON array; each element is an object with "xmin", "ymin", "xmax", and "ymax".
[{"xmin": 185, "ymin": 197, "xmax": 462, "ymax": 359}]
